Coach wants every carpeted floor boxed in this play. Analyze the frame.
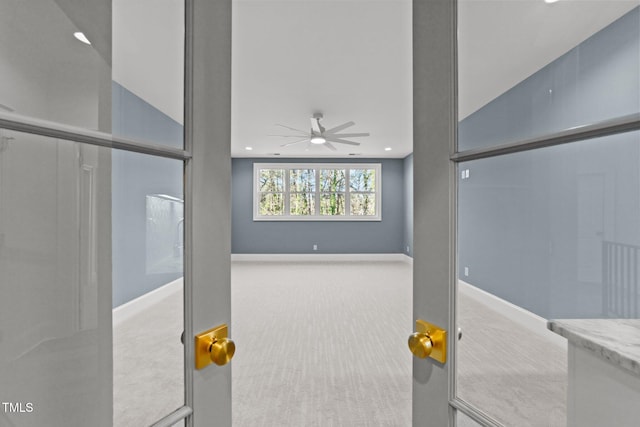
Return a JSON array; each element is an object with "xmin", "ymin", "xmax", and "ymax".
[
  {"xmin": 112, "ymin": 260, "xmax": 568, "ymax": 426},
  {"xmin": 231, "ymin": 261, "xmax": 413, "ymax": 427}
]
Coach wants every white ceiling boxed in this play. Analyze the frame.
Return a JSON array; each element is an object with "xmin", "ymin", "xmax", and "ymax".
[
  {"xmin": 231, "ymin": 0, "xmax": 639, "ymax": 159},
  {"xmin": 232, "ymin": 0, "xmax": 412, "ymax": 158}
]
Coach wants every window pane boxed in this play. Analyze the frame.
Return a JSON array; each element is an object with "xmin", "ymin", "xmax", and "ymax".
[
  {"xmin": 145, "ymin": 195, "xmax": 183, "ymax": 274},
  {"xmin": 349, "ymin": 169, "xmax": 376, "ymax": 192},
  {"xmin": 320, "ymin": 193, "xmax": 345, "ymax": 216},
  {"xmin": 290, "ymin": 193, "xmax": 315, "ymax": 216},
  {"xmin": 350, "ymin": 194, "xmax": 376, "ymax": 216},
  {"xmin": 320, "ymin": 169, "xmax": 346, "ymax": 192},
  {"xmin": 259, "ymin": 169, "xmax": 284, "ymax": 192},
  {"xmin": 259, "ymin": 193, "xmax": 284, "ymax": 216},
  {"xmin": 458, "ymin": 2, "xmax": 639, "ymax": 151},
  {"xmin": 290, "ymin": 169, "xmax": 316, "ymax": 192}
]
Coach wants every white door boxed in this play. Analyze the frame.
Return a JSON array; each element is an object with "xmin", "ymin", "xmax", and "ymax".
[
  {"xmin": 0, "ymin": 0, "xmax": 232, "ymax": 426},
  {"xmin": 411, "ymin": 0, "xmax": 458, "ymax": 426}
]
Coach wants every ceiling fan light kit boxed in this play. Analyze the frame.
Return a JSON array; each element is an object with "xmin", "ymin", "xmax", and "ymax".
[
  {"xmin": 273, "ymin": 113, "xmax": 370, "ymax": 151},
  {"xmin": 310, "ymin": 136, "xmax": 326, "ymax": 144}
]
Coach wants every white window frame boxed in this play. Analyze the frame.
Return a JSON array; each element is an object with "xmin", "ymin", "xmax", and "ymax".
[{"xmin": 253, "ymin": 163, "xmax": 382, "ymax": 221}]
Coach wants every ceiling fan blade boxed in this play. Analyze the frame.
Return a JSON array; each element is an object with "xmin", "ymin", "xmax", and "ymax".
[
  {"xmin": 275, "ymin": 124, "xmax": 309, "ymax": 135},
  {"xmin": 330, "ymin": 132, "xmax": 370, "ymax": 138},
  {"xmin": 310, "ymin": 117, "xmax": 322, "ymax": 134},
  {"xmin": 325, "ymin": 137, "xmax": 360, "ymax": 146},
  {"xmin": 324, "ymin": 142, "xmax": 338, "ymax": 151},
  {"xmin": 280, "ymin": 138, "xmax": 309, "ymax": 147},
  {"xmin": 324, "ymin": 121, "xmax": 354, "ymax": 134},
  {"xmin": 268, "ymin": 134, "xmax": 309, "ymax": 137}
]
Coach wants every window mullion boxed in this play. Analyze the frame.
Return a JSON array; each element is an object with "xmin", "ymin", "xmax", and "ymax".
[
  {"xmin": 315, "ymin": 168, "xmax": 321, "ymax": 217},
  {"xmin": 345, "ymin": 168, "xmax": 351, "ymax": 217},
  {"xmin": 284, "ymin": 168, "xmax": 290, "ymax": 217}
]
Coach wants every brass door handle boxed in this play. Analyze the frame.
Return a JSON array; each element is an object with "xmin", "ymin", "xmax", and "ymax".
[
  {"xmin": 408, "ymin": 319, "xmax": 447, "ymax": 363},
  {"xmin": 209, "ymin": 336, "xmax": 235, "ymax": 366},
  {"xmin": 408, "ymin": 332, "xmax": 433, "ymax": 358},
  {"xmin": 195, "ymin": 324, "xmax": 235, "ymax": 369}
]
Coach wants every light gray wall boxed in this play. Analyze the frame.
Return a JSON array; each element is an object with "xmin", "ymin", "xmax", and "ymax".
[
  {"xmin": 232, "ymin": 158, "xmax": 405, "ymax": 254},
  {"xmin": 457, "ymin": 7, "xmax": 640, "ymax": 319},
  {"xmin": 112, "ymin": 82, "xmax": 183, "ymax": 307}
]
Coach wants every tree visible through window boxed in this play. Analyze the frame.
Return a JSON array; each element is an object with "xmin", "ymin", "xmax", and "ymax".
[
  {"xmin": 258, "ymin": 168, "xmax": 284, "ymax": 215},
  {"xmin": 254, "ymin": 163, "xmax": 381, "ymax": 221}
]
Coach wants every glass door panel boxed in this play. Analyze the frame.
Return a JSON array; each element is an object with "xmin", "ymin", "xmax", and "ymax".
[
  {"xmin": 112, "ymin": 0, "xmax": 185, "ymax": 148},
  {"xmin": 456, "ymin": 2, "xmax": 640, "ymax": 424},
  {"xmin": 112, "ymin": 151, "xmax": 184, "ymax": 426},
  {"xmin": 0, "ymin": 0, "xmax": 111, "ymax": 132},
  {"xmin": 456, "ymin": 131, "xmax": 640, "ymax": 426},
  {"xmin": 458, "ymin": 1, "xmax": 639, "ymax": 151},
  {"xmin": 0, "ymin": 0, "xmax": 188, "ymax": 425},
  {"xmin": 0, "ymin": 131, "xmax": 112, "ymax": 427},
  {"xmin": 0, "ymin": 0, "xmax": 185, "ymax": 148}
]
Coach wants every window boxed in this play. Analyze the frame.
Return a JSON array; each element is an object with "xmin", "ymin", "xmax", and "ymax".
[{"xmin": 254, "ymin": 163, "xmax": 381, "ymax": 221}]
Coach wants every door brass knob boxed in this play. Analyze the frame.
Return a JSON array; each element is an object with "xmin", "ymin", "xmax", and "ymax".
[
  {"xmin": 408, "ymin": 319, "xmax": 447, "ymax": 363},
  {"xmin": 408, "ymin": 332, "xmax": 433, "ymax": 359},
  {"xmin": 209, "ymin": 337, "xmax": 235, "ymax": 366},
  {"xmin": 195, "ymin": 324, "xmax": 235, "ymax": 369}
]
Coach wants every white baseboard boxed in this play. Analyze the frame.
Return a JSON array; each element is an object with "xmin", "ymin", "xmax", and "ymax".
[
  {"xmin": 458, "ymin": 280, "xmax": 567, "ymax": 349},
  {"xmin": 231, "ymin": 253, "xmax": 412, "ymax": 263},
  {"xmin": 112, "ymin": 278, "xmax": 183, "ymax": 327}
]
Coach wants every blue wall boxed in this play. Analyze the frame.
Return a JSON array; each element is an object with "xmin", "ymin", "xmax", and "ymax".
[
  {"xmin": 457, "ymin": 7, "xmax": 640, "ymax": 319},
  {"xmin": 112, "ymin": 82, "xmax": 184, "ymax": 307},
  {"xmin": 232, "ymin": 158, "xmax": 405, "ymax": 254},
  {"xmin": 403, "ymin": 154, "xmax": 413, "ymax": 257},
  {"xmin": 459, "ymin": 7, "xmax": 640, "ymax": 151}
]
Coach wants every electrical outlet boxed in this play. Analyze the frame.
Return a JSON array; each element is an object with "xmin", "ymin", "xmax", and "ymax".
[
  {"xmin": 313, "ymin": 244, "xmax": 318, "ymax": 251},
  {"xmin": 406, "ymin": 246, "xmax": 410, "ymax": 253},
  {"xmin": 464, "ymin": 267, "xmax": 469, "ymax": 277}
]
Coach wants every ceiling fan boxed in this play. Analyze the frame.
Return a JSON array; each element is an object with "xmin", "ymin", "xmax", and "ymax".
[{"xmin": 270, "ymin": 113, "xmax": 369, "ymax": 151}]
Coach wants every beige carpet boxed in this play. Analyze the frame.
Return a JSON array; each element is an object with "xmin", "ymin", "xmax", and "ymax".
[
  {"xmin": 231, "ymin": 261, "xmax": 413, "ymax": 427},
  {"xmin": 457, "ymin": 295, "xmax": 567, "ymax": 427},
  {"xmin": 112, "ymin": 260, "xmax": 569, "ymax": 426}
]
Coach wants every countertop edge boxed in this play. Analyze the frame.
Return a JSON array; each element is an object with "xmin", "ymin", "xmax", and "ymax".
[{"xmin": 547, "ymin": 319, "xmax": 640, "ymax": 378}]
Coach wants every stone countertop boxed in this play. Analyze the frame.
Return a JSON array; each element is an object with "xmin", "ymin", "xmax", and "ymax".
[{"xmin": 547, "ymin": 319, "xmax": 640, "ymax": 378}]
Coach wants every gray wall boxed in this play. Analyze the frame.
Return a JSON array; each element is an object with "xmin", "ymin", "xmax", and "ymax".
[
  {"xmin": 457, "ymin": 7, "xmax": 640, "ymax": 319},
  {"xmin": 232, "ymin": 158, "xmax": 405, "ymax": 254},
  {"xmin": 403, "ymin": 154, "xmax": 413, "ymax": 257},
  {"xmin": 112, "ymin": 82, "xmax": 184, "ymax": 307}
]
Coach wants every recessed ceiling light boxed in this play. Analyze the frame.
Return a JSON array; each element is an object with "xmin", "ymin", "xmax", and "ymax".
[
  {"xmin": 245, "ymin": 146, "xmax": 253, "ymax": 151},
  {"xmin": 384, "ymin": 147, "xmax": 392, "ymax": 151},
  {"xmin": 544, "ymin": 0, "xmax": 559, "ymax": 3},
  {"xmin": 73, "ymin": 32, "xmax": 91, "ymax": 45},
  {"xmin": 310, "ymin": 136, "xmax": 326, "ymax": 145}
]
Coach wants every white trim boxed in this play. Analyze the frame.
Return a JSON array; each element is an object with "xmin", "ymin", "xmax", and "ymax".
[
  {"xmin": 458, "ymin": 280, "xmax": 567, "ymax": 349},
  {"xmin": 253, "ymin": 162, "xmax": 381, "ymax": 221},
  {"xmin": 0, "ymin": 111, "xmax": 191, "ymax": 160},
  {"xmin": 112, "ymin": 278, "xmax": 183, "ymax": 327},
  {"xmin": 231, "ymin": 253, "xmax": 409, "ymax": 263}
]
